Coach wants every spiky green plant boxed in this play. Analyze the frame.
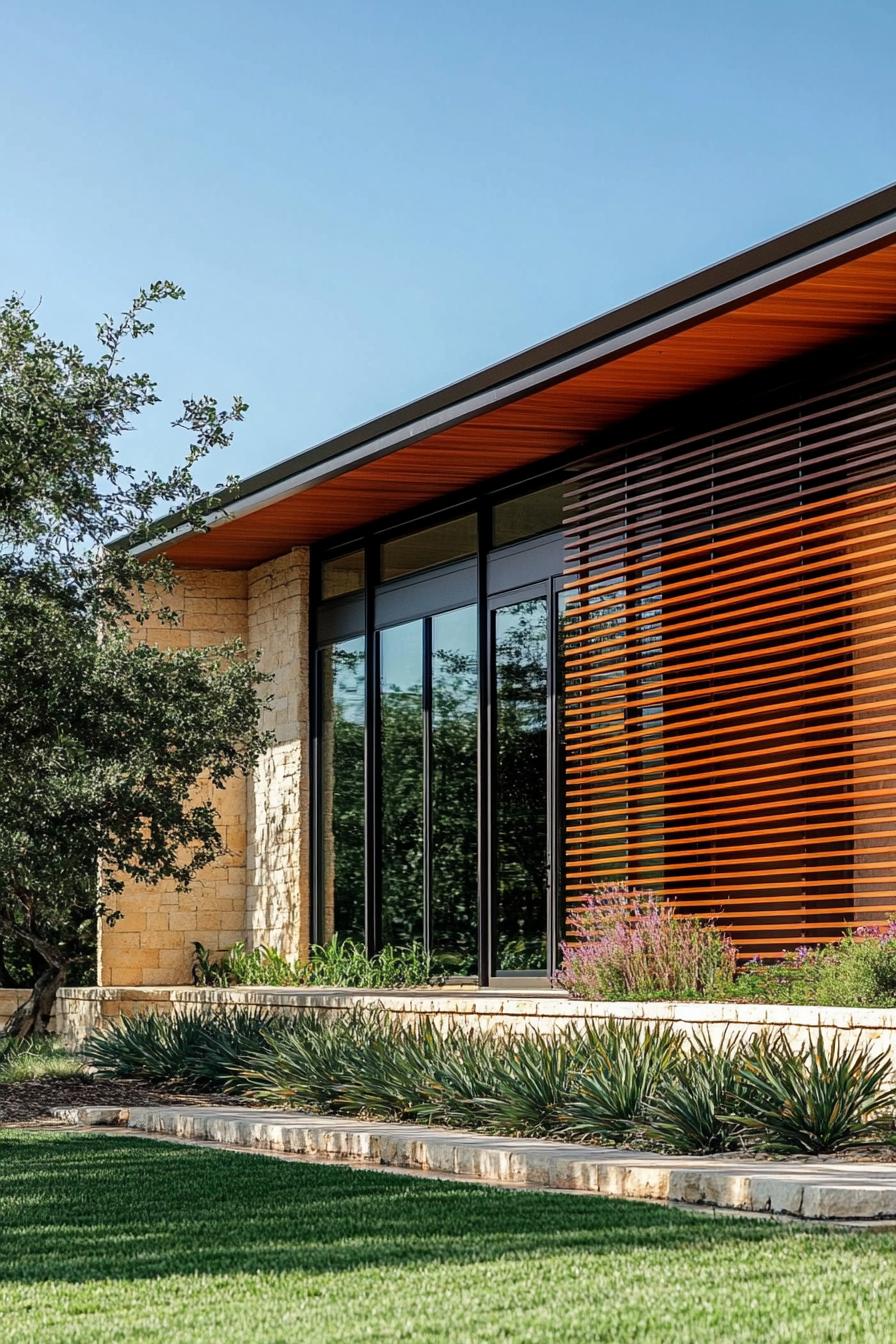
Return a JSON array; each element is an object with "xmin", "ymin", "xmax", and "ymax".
[
  {"xmin": 563, "ymin": 1020, "xmax": 684, "ymax": 1142},
  {"xmin": 731, "ymin": 1031, "xmax": 895, "ymax": 1154},
  {"xmin": 642, "ymin": 1030, "xmax": 748, "ymax": 1153},
  {"xmin": 474, "ymin": 1030, "xmax": 584, "ymax": 1136},
  {"xmin": 335, "ymin": 1016, "xmax": 451, "ymax": 1119},
  {"xmin": 84, "ymin": 1009, "xmax": 273, "ymax": 1091},
  {"xmin": 239, "ymin": 1012, "xmax": 357, "ymax": 1111},
  {"xmin": 415, "ymin": 1028, "xmax": 504, "ymax": 1129}
]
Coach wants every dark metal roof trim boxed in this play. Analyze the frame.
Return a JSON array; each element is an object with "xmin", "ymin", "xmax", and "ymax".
[{"xmin": 137, "ymin": 182, "xmax": 896, "ymax": 555}]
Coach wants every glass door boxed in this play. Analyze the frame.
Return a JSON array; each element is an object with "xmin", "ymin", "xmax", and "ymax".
[
  {"xmin": 377, "ymin": 604, "xmax": 479, "ymax": 974},
  {"xmin": 490, "ymin": 587, "xmax": 550, "ymax": 977}
]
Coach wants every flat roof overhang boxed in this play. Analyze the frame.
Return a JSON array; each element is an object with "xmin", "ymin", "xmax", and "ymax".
[{"xmin": 144, "ymin": 183, "xmax": 896, "ymax": 570}]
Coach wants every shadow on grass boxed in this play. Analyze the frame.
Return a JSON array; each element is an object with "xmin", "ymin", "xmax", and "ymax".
[{"xmin": 0, "ymin": 1129, "xmax": 847, "ymax": 1286}]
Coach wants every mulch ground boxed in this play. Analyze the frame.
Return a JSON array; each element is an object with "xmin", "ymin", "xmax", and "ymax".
[{"xmin": 0, "ymin": 1077, "xmax": 257, "ymax": 1127}]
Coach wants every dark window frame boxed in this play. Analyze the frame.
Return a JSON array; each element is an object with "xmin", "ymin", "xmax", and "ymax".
[{"xmin": 310, "ymin": 460, "xmax": 571, "ymax": 985}]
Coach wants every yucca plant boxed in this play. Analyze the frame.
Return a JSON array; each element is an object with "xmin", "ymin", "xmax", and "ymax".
[
  {"xmin": 416, "ymin": 1028, "xmax": 504, "ymax": 1129},
  {"xmin": 239, "ymin": 1012, "xmax": 358, "ymax": 1111},
  {"xmin": 475, "ymin": 1030, "xmax": 583, "ymax": 1136},
  {"xmin": 336, "ymin": 1016, "xmax": 450, "ymax": 1119},
  {"xmin": 85, "ymin": 1009, "xmax": 273, "ymax": 1091},
  {"xmin": 563, "ymin": 1020, "xmax": 683, "ymax": 1143},
  {"xmin": 643, "ymin": 1031, "xmax": 748, "ymax": 1153},
  {"xmin": 731, "ymin": 1031, "xmax": 896, "ymax": 1154}
]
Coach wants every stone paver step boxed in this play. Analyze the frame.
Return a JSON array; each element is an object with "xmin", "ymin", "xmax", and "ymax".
[{"xmin": 51, "ymin": 1104, "xmax": 896, "ymax": 1222}]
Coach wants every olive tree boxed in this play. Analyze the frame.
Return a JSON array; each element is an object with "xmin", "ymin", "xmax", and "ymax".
[{"xmin": 0, "ymin": 284, "xmax": 270, "ymax": 1036}]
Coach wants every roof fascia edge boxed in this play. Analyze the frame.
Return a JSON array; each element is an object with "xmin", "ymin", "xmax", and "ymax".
[{"xmin": 134, "ymin": 204, "xmax": 896, "ymax": 561}]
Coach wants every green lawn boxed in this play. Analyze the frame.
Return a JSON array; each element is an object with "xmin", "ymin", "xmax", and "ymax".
[{"xmin": 2, "ymin": 1131, "xmax": 896, "ymax": 1344}]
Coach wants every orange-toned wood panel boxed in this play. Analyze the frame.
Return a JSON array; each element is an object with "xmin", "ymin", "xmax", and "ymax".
[
  {"xmin": 167, "ymin": 241, "xmax": 896, "ymax": 568},
  {"xmin": 563, "ymin": 338, "xmax": 896, "ymax": 957}
]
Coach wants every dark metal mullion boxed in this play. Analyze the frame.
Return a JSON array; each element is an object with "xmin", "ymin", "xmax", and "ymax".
[
  {"xmin": 547, "ymin": 578, "xmax": 563, "ymax": 981},
  {"xmin": 477, "ymin": 500, "xmax": 491, "ymax": 987},
  {"xmin": 422, "ymin": 616, "xmax": 433, "ymax": 955},
  {"xmin": 364, "ymin": 538, "xmax": 380, "ymax": 956},
  {"xmin": 308, "ymin": 547, "xmax": 323, "ymax": 947}
]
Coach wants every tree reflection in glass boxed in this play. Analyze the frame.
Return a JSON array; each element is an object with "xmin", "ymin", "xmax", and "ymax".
[
  {"xmin": 319, "ymin": 637, "xmax": 365, "ymax": 942},
  {"xmin": 494, "ymin": 597, "xmax": 548, "ymax": 971},
  {"xmin": 431, "ymin": 605, "xmax": 478, "ymax": 975},
  {"xmin": 379, "ymin": 620, "xmax": 425, "ymax": 947}
]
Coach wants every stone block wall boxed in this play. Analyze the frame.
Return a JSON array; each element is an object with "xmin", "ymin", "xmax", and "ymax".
[
  {"xmin": 98, "ymin": 554, "xmax": 312, "ymax": 987},
  {"xmin": 246, "ymin": 549, "xmax": 312, "ymax": 959},
  {"xmin": 0, "ymin": 988, "xmax": 56, "ymax": 1033},
  {"xmin": 100, "ymin": 569, "xmax": 250, "ymax": 986},
  {"xmin": 55, "ymin": 985, "xmax": 896, "ymax": 1082}
]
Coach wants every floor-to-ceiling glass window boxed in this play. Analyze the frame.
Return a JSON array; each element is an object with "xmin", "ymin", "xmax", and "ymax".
[
  {"xmin": 493, "ymin": 594, "xmax": 549, "ymax": 973},
  {"xmin": 319, "ymin": 636, "xmax": 366, "ymax": 943},
  {"xmin": 313, "ymin": 474, "xmax": 568, "ymax": 984},
  {"xmin": 379, "ymin": 620, "xmax": 425, "ymax": 947},
  {"xmin": 430, "ymin": 604, "xmax": 478, "ymax": 974}
]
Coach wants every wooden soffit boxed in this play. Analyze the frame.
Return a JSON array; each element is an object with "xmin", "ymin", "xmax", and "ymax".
[{"xmin": 157, "ymin": 194, "xmax": 896, "ymax": 569}]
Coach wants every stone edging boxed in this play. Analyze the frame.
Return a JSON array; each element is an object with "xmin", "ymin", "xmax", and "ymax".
[{"xmin": 52, "ymin": 1103, "xmax": 896, "ymax": 1223}]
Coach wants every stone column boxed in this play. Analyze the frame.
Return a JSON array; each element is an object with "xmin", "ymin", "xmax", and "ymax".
[{"xmin": 246, "ymin": 548, "xmax": 312, "ymax": 960}]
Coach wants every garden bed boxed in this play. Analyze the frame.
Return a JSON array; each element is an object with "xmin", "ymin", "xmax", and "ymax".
[{"xmin": 0, "ymin": 1075, "xmax": 255, "ymax": 1128}]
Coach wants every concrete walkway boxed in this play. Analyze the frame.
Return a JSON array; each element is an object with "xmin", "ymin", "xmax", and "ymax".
[{"xmin": 52, "ymin": 1103, "xmax": 896, "ymax": 1222}]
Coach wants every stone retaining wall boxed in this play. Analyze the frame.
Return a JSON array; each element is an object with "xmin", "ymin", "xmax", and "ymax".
[
  {"xmin": 55, "ymin": 984, "xmax": 896, "ymax": 1074},
  {"xmin": 0, "ymin": 988, "xmax": 56, "ymax": 1033}
]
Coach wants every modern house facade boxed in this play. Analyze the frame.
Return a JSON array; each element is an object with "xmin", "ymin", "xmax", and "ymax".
[{"xmin": 104, "ymin": 183, "xmax": 896, "ymax": 989}]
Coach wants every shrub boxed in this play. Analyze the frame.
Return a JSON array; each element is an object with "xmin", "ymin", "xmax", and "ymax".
[
  {"xmin": 192, "ymin": 935, "xmax": 444, "ymax": 990},
  {"xmin": 732, "ymin": 1031, "xmax": 895, "ymax": 1154},
  {"xmin": 479, "ymin": 1030, "xmax": 584, "ymax": 1136},
  {"xmin": 730, "ymin": 946, "xmax": 826, "ymax": 1006},
  {"xmin": 642, "ymin": 1031, "xmax": 748, "ymax": 1154},
  {"xmin": 562, "ymin": 1021, "xmax": 684, "ymax": 1142},
  {"xmin": 335, "ymin": 1015, "xmax": 453, "ymax": 1120},
  {"xmin": 87, "ymin": 1009, "xmax": 896, "ymax": 1157},
  {"xmin": 240, "ymin": 1013, "xmax": 356, "ymax": 1111},
  {"xmin": 814, "ymin": 926, "xmax": 896, "ymax": 1008},
  {"xmin": 415, "ymin": 1029, "xmax": 505, "ymax": 1130},
  {"xmin": 85, "ymin": 1009, "xmax": 274, "ymax": 1091},
  {"xmin": 557, "ymin": 884, "xmax": 737, "ymax": 1002},
  {"xmin": 734, "ymin": 926, "xmax": 896, "ymax": 1009}
]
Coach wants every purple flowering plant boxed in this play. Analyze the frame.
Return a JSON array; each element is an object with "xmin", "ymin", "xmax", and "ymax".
[{"xmin": 556, "ymin": 883, "xmax": 737, "ymax": 1001}]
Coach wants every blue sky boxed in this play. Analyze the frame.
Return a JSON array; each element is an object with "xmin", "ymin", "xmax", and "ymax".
[{"xmin": 3, "ymin": 1, "xmax": 896, "ymax": 490}]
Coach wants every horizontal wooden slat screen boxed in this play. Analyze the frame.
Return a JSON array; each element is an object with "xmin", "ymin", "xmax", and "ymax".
[{"xmin": 563, "ymin": 338, "xmax": 896, "ymax": 957}]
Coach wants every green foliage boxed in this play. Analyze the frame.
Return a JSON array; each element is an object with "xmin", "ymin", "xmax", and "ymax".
[
  {"xmin": 0, "ymin": 286, "xmax": 269, "ymax": 1035},
  {"xmin": 643, "ymin": 1033, "xmax": 749, "ymax": 1154},
  {"xmin": 479, "ymin": 1029, "xmax": 584, "ymax": 1136},
  {"xmin": 335, "ymin": 1014, "xmax": 451, "ymax": 1119},
  {"xmin": 87, "ymin": 1008, "xmax": 896, "ymax": 1156},
  {"xmin": 732, "ymin": 1032, "xmax": 896, "ymax": 1154},
  {"xmin": 414, "ymin": 1029, "xmax": 504, "ymax": 1129},
  {"xmin": 192, "ymin": 934, "xmax": 445, "ymax": 989},
  {"xmin": 562, "ymin": 1021, "xmax": 684, "ymax": 1142},
  {"xmin": 0, "ymin": 1036, "xmax": 83, "ymax": 1083},
  {"xmin": 84, "ymin": 1009, "xmax": 273, "ymax": 1092},
  {"xmin": 735, "ymin": 928, "xmax": 896, "ymax": 1009},
  {"xmin": 238, "ymin": 1013, "xmax": 356, "ymax": 1111}
]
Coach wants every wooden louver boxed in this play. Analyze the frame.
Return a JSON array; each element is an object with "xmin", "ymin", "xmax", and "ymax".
[{"xmin": 563, "ymin": 337, "xmax": 896, "ymax": 956}]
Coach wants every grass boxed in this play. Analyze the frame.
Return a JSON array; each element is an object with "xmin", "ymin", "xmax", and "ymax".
[
  {"xmin": 0, "ymin": 1037, "xmax": 83, "ymax": 1083},
  {"xmin": 2, "ymin": 1132, "xmax": 896, "ymax": 1343}
]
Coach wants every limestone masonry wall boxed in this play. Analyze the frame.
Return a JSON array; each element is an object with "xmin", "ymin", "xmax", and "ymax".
[
  {"xmin": 98, "ymin": 552, "xmax": 312, "ymax": 987},
  {"xmin": 99, "ymin": 569, "xmax": 250, "ymax": 987},
  {"xmin": 0, "ymin": 989, "xmax": 56, "ymax": 1033},
  {"xmin": 246, "ymin": 549, "xmax": 311, "ymax": 960},
  {"xmin": 57, "ymin": 986, "xmax": 896, "ymax": 1079}
]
